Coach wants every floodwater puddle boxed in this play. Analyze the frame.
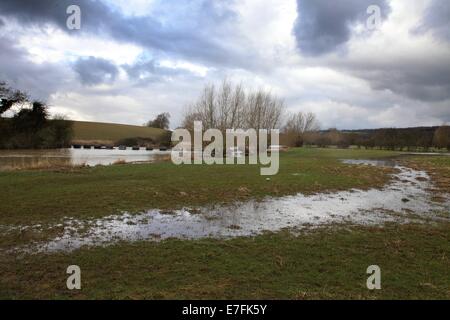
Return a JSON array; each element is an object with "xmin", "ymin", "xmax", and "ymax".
[{"xmin": 6, "ymin": 159, "xmax": 450, "ymax": 253}]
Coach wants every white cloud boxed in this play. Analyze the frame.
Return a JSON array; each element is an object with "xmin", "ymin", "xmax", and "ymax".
[
  {"xmin": 13, "ymin": 23, "xmax": 143, "ymax": 65},
  {"xmin": 1, "ymin": 0, "xmax": 449, "ymax": 129}
]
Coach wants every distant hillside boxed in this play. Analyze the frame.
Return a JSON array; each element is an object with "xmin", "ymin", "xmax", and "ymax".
[
  {"xmin": 71, "ymin": 121, "xmax": 167, "ymax": 144},
  {"xmin": 320, "ymin": 126, "xmax": 439, "ymax": 135},
  {"xmin": 306, "ymin": 126, "xmax": 449, "ymax": 150},
  {"xmin": 341, "ymin": 126, "xmax": 439, "ymax": 136}
]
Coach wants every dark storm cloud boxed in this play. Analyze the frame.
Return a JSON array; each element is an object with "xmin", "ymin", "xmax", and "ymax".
[
  {"xmin": 415, "ymin": 0, "xmax": 450, "ymax": 42},
  {"xmin": 293, "ymin": 0, "xmax": 390, "ymax": 55},
  {"xmin": 73, "ymin": 56, "xmax": 119, "ymax": 85},
  {"xmin": 123, "ymin": 57, "xmax": 207, "ymax": 87},
  {"xmin": 337, "ymin": 55, "xmax": 450, "ymax": 103},
  {"xmin": 295, "ymin": 0, "xmax": 450, "ymax": 103},
  {"xmin": 359, "ymin": 67, "xmax": 450, "ymax": 102},
  {"xmin": 124, "ymin": 59, "xmax": 186, "ymax": 83},
  {"xmin": 0, "ymin": 0, "xmax": 88, "ymax": 30},
  {"xmin": 0, "ymin": 0, "xmax": 239, "ymax": 66}
]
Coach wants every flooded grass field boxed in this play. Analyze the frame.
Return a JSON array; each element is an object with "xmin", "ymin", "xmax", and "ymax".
[
  {"xmin": 1, "ymin": 148, "xmax": 449, "ymax": 299},
  {"xmin": 7, "ymin": 159, "xmax": 448, "ymax": 253}
]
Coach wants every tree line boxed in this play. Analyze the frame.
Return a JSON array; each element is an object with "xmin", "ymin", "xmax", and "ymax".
[
  {"xmin": 302, "ymin": 126, "xmax": 450, "ymax": 151},
  {"xmin": 2, "ymin": 78, "xmax": 448, "ymax": 152},
  {"xmin": 180, "ymin": 80, "xmax": 322, "ymax": 143},
  {"xmin": 180, "ymin": 80, "xmax": 449, "ymax": 151},
  {"xmin": 0, "ymin": 81, "xmax": 73, "ymax": 149}
]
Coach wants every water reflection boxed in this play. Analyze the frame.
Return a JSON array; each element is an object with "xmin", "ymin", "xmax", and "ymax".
[
  {"xmin": 340, "ymin": 159, "xmax": 397, "ymax": 167},
  {"xmin": 10, "ymin": 159, "xmax": 449, "ymax": 253},
  {"xmin": 0, "ymin": 148, "xmax": 171, "ymax": 169}
]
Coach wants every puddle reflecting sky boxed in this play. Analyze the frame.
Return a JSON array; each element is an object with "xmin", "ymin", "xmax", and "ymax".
[{"xmin": 9, "ymin": 159, "xmax": 448, "ymax": 253}]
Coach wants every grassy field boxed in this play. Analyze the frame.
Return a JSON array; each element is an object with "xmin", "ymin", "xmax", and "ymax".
[
  {"xmin": 0, "ymin": 148, "xmax": 399, "ymax": 226},
  {"xmin": 1, "ymin": 223, "xmax": 449, "ymax": 299},
  {"xmin": 1, "ymin": 148, "xmax": 449, "ymax": 299},
  {"xmin": 71, "ymin": 120, "xmax": 167, "ymax": 144}
]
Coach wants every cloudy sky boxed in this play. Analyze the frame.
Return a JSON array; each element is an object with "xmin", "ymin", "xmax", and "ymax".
[{"xmin": 0, "ymin": 0, "xmax": 449, "ymax": 129}]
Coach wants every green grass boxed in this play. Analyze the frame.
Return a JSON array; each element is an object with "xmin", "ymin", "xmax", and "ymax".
[
  {"xmin": 1, "ymin": 223, "xmax": 448, "ymax": 299},
  {"xmin": 2, "ymin": 147, "xmax": 448, "ymax": 300},
  {"xmin": 71, "ymin": 120, "xmax": 167, "ymax": 142},
  {"xmin": 0, "ymin": 148, "xmax": 400, "ymax": 226}
]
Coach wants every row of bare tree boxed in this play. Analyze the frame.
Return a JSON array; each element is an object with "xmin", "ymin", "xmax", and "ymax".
[
  {"xmin": 182, "ymin": 80, "xmax": 285, "ymax": 131},
  {"xmin": 181, "ymin": 80, "xmax": 320, "ymax": 145}
]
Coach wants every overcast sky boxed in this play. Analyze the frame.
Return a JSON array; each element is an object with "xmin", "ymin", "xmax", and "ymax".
[{"xmin": 0, "ymin": 0, "xmax": 449, "ymax": 129}]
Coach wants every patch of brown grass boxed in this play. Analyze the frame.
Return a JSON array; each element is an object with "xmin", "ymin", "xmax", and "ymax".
[
  {"xmin": 71, "ymin": 139, "xmax": 114, "ymax": 146},
  {"xmin": 2, "ymin": 158, "xmax": 88, "ymax": 172},
  {"xmin": 112, "ymin": 159, "xmax": 127, "ymax": 165},
  {"xmin": 402, "ymin": 157, "xmax": 450, "ymax": 194}
]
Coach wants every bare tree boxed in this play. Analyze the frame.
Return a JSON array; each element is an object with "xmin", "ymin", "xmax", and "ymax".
[
  {"xmin": 284, "ymin": 112, "xmax": 320, "ymax": 133},
  {"xmin": 229, "ymin": 83, "xmax": 245, "ymax": 129},
  {"xmin": 182, "ymin": 80, "xmax": 284, "ymax": 131},
  {"xmin": 181, "ymin": 110, "xmax": 202, "ymax": 131},
  {"xmin": 433, "ymin": 125, "xmax": 450, "ymax": 151},
  {"xmin": 0, "ymin": 81, "xmax": 28, "ymax": 115},
  {"xmin": 283, "ymin": 111, "xmax": 320, "ymax": 146},
  {"xmin": 146, "ymin": 112, "xmax": 170, "ymax": 129}
]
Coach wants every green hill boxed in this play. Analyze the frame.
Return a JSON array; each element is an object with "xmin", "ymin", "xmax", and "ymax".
[{"xmin": 71, "ymin": 121, "xmax": 167, "ymax": 144}]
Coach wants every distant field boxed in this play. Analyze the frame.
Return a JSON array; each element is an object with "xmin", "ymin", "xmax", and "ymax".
[{"xmin": 71, "ymin": 121, "xmax": 167, "ymax": 143}]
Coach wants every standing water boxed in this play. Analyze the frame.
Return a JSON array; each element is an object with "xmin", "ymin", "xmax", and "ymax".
[
  {"xmin": 8, "ymin": 159, "xmax": 449, "ymax": 253},
  {"xmin": 0, "ymin": 148, "xmax": 171, "ymax": 169}
]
